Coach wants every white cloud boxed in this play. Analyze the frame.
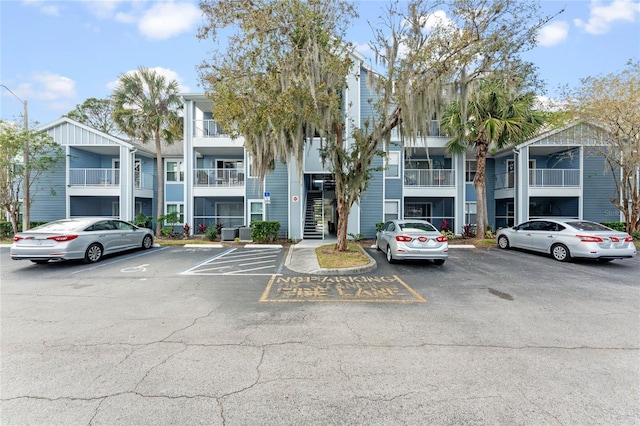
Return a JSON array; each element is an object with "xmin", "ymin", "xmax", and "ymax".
[
  {"xmin": 22, "ymin": 0, "xmax": 62, "ymax": 16},
  {"xmin": 138, "ymin": 1, "xmax": 201, "ymax": 40},
  {"xmin": 15, "ymin": 72, "xmax": 77, "ymax": 103},
  {"xmin": 107, "ymin": 67, "xmax": 190, "ymax": 93},
  {"xmin": 574, "ymin": 0, "xmax": 640, "ymax": 35},
  {"xmin": 420, "ymin": 10, "xmax": 455, "ymax": 32},
  {"xmin": 537, "ymin": 21, "xmax": 570, "ymax": 47}
]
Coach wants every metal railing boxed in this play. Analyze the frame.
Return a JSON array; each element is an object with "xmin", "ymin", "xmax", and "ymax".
[
  {"xmin": 403, "ymin": 169, "xmax": 455, "ymax": 187},
  {"xmin": 194, "ymin": 168, "xmax": 245, "ymax": 187},
  {"xmin": 495, "ymin": 169, "xmax": 580, "ymax": 189},
  {"xmin": 69, "ymin": 168, "xmax": 152, "ymax": 189},
  {"xmin": 529, "ymin": 169, "xmax": 580, "ymax": 187},
  {"xmin": 193, "ymin": 119, "xmax": 228, "ymax": 138}
]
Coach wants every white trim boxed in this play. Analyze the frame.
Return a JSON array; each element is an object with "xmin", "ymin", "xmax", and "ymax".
[{"xmin": 248, "ymin": 199, "xmax": 265, "ymax": 224}]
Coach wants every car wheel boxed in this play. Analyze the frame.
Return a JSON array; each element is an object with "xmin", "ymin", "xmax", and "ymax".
[
  {"xmin": 433, "ymin": 259, "xmax": 445, "ymax": 265},
  {"xmin": 31, "ymin": 260, "xmax": 49, "ymax": 264},
  {"xmin": 497, "ymin": 235, "xmax": 510, "ymax": 249},
  {"xmin": 142, "ymin": 235, "xmax": 153, "ymax": 249},
  {"xmin": 84, "ymin": 243, "xmax": 103, "ymax": 263},
  {"xmin": 386, "ymin": 246, "xmax": 395, "ymax": 264},
  {"xmin": 551, "ymin": 243, "xmax": 570, "ymax": 262}
]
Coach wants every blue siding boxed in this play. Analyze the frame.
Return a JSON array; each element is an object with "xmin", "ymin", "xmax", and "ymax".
[
  {"xmin": 264, "ymin": 161, "xmax": 289, "ymax": 237},
  {"xmin": 359, "ymin": 69, "xmax": 378, "ymax": 123},
  {"xmin": 582, "ymin": 148, "xmax": 618, "ymax": 222},
  {"xmin": 30, "ymin": 161, "xmax": 66, "ymax": 222},
  {"xmin": 69, "ymin": 147, "xmax": 100, "ymax": 168},
  {"xmin": 165, "ymin": 183, "xmax": 184, "ymax": 202},
  {"xmin": 361, "ymin": 156, "xmax": 384, "ymax": 238}
]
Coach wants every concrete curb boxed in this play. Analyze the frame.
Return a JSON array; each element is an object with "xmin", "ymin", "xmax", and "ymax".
[{"xmin": 285, "ymin": 243, "xmax": 377, "ymax": 276}]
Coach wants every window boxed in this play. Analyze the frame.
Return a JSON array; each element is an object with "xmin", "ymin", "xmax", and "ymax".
[
  {"xmin": 465, "ymin": 202, "xmax": 477, "ymax": 224},
  {"xmin": 466, "ymin": 160, "xmax": 477, "ymax": 182},
  {"xmin": 249, "ymin": 201, "xmax": 264, "ymax": 224},
  {"xmin": 166, "ymin": 203, "xmax": 184, "ymax": 224},
  {"xmin": 384, "ymin": 200, "xmax": 400, "ymax": 222},
  {"xmin": 386, "ymin": 151, "xmax": 400, "ymax": 178},
  {"xmin": 166, "ymin": 161, "xmax": 184, "ymax": 182},
  {"xmin": 405, "ymin": 203, "xmax": 431, "ymax": 221}
]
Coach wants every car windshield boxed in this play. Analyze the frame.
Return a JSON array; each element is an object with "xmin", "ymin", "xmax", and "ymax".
[
  {"xmin": 31, "ymin": 220, "xmax": 88, "ymax": 232},
  {"xmin": 565, "ymin": 221, "xmax": 613, "ymax": 232},
  {"xmin": 399, "ymin": 222, "xmax": 437, "ymax": 232}
]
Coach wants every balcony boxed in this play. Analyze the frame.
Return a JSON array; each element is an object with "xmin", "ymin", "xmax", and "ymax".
[
  {"xmin": 69, "ymin": 168, "xmax": 153, "ymax": 190},
  {"xmin": 404, "ymin": 169, "xmax": 455, "ymax": 187},
  {"xmin": 194, "ymin": 168, "xmax": 245, "ymax": 187},
  {"xmin": 495, "ymin": 169, "xmax": 580, "ymax": 190},
  {"xmin": 529, "ymin": 169, "xmax": 580, "ymax": 187},
  {"xmin": 192, "ymin": 119, "xmax": 228, "ymax": 138}
]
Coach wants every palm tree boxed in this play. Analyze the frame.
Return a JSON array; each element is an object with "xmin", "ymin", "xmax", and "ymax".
[
  {"xmin": 111, "ymin": 67, "xmax": 183, "ymax": 237},
  {"xmin": 441, "ymin": 82, "xmax": 544, "ymax": 239}
]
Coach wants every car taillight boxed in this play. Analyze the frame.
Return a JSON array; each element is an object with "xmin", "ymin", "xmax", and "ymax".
[
  {"xmin": 576, "ymin": 234, "xmax": 603, "ymax": 243},
  {"xmin": 610, "ymin": 236, "xmax": 619, "ymax": 242},
  {"xmin": 395, "ymin": 235, "xmax": 413, "ymax": 242},
  {"xmin": 47, "ymin": 234, "xmax": 78, "ymax": 242},
  {"xmin": 436, "ymin": 235, "xmax": 448, "ymax": 242},
  {"xmin": 624, "ymin": 236, "xmax": 634, "ymax": 242},
  {"xmin": 13, "ymin": 235, "xmax": 23, "ymax": 242}
]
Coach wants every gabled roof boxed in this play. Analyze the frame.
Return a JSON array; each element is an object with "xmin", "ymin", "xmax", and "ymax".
[
  {"xmin": 37, "ymin": 117, "xmax": 135, "ymax": 149},
  {"xmin": 492, "ymin": 120, "xmax": 607, "ymax": 156}
]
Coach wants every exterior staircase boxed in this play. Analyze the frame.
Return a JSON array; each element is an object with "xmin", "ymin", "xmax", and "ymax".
[{"xmin": 304, "ymin": 191, "xmax": 325, "ymax": 239}]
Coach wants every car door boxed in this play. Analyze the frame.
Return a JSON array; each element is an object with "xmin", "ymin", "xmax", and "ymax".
[
  {"xmin": 379, "ymin": 221, "xmax": 395, "ymax": 250},
  {"xmin": 91, "ymin": 220, "xmax": 121, "ymax": 253},
  {"xmin": 529, "ymin": 221, "xmax": 559, "ymax": 252},
  {"xmin": 111, "ymin": 220, "xmax": 140, "ymax": 249},
  {"xmin": 510, "ymin": 222, "xmax": 534, "ymax": 249}
]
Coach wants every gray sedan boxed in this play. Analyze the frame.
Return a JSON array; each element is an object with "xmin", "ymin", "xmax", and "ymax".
[
  {"xmin": 10, "ymin": 217, "xmax": 154, "ymax": 264},
  {"xmin": 376, "ymin": 219, "xmax": 449, "ymax": 264},
  {"xmin": 496, "ymin": 219, "xmax": 636, "ymax": 262}
]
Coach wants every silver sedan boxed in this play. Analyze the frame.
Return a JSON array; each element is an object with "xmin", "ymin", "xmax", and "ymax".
[
  {"xmin": 10, "ymin": 217, "xmax": 154, "ymax": 264},
  {"xmin": 496, "ymin": 219, "xmax": 636, "ymax": 262},
  {"xmin": 376, "ymin": 219, "xmax": 449, "ymax": 264}
]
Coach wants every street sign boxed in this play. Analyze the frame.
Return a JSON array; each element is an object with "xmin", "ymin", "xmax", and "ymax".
[{"xmin": 264, "ymin": 191, "xmax": 271, "ymax": 204}]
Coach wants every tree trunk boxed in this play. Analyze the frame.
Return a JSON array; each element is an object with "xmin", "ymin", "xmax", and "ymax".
[
  {"xmin": 473, "ymin": 142, "xmax": 489, "ymax": 239},
  {"xmin": 335, "ymin": 195, "xmax": 349, "ymax": 251},
  {"xmin": 154, "ymin": 134, "xmax": 164, "ymax": 238}
]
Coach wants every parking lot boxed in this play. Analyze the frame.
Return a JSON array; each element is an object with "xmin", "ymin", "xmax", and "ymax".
[{"xmin": 1, "ymin": 245, "xmax": 639, "ymax": 425}]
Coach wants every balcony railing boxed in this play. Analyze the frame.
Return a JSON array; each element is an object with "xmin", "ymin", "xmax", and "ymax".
[
  {"xmin": 530, "ymin": 169, "xmax": 580, "ymax": 187},
  {"xmin": 193, "ymin": 119, "xmax": 228, "ymax": 138},
  {"xmin": 404, "ymin": 169, "xmax": 455, "ymax": 187},
  {"xmin": 69, "ymin": 168, "xmax": 152, "ymax": 189},
  {"xmin": 495, "ymin": 169, "xmax": 580, "ymax": 189},
  {"xmin": 194, "ymin": 168, "xmax": 245, "ymax": 187}
]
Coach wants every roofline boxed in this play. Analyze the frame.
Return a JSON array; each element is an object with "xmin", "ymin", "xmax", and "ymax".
[{"xmin": 36, "ymin": 117, "xmax": 135, "ymax": 150}]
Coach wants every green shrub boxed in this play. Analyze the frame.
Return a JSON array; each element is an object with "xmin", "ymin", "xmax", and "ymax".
[
  {"xmin": 204, "ymin": 223, "xmax": 218, "ymax": 241},
  {"xmin": 375, "ymin": 222, "xmax": 385, "ymax": 233},
  {"xmin": 250, "ymin": 221, "xmax": 280, "ymax": 243},
  {"xmin": 631, "ymin": 231, "xmax": 640, "ymax": 241},
  {"xmin": 0, "ymin": 221, "xmax": 13, "ymax": 238},
  {"xmin": 348, "ymin": 232, "xmax": 364, "ymax": 241},
  {"xmin": 601, "ymin": 222, "xmax": 626, "ymax": 231}
]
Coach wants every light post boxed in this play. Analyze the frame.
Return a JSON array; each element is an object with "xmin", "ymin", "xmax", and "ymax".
[{"xmin": 1, "ymin": 84, "xmax": 30, "ymax": 230}]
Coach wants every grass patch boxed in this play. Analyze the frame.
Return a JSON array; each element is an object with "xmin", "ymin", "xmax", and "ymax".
[{"xmin": 316, "ymin": 243, "xmax": 371, "ymax": 269}]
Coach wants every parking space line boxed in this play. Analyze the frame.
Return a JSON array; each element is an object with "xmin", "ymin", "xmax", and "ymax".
[
  {"xmin": 179, "ymin": 247, "xmax": 283, "ymax": 276},
  {"xmin": 70, "ymin": 247, "xmax": 169, "ymax": 275}
]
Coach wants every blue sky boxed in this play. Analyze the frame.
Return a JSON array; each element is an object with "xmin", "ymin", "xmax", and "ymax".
[{"xmin": 1, "ymin": 0, "xmax": 639, "ymax": 127}]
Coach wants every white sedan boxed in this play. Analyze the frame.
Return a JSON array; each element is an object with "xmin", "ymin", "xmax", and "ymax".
[
  {"xmin": 376, "ymin": 219, "xmax": 449, "ymax": 265},
  {"xmin": 496, "ymin": 219, "xmax": 636, "ymax": 262},
  {"xmin": 10, "ymin": 217, "xmax": 154, "ymax": 264}
]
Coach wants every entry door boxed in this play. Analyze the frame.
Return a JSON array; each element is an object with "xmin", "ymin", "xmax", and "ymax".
[{"xmin": 506, "ymin": 202, "xmax": 514, "ymax": 227}]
